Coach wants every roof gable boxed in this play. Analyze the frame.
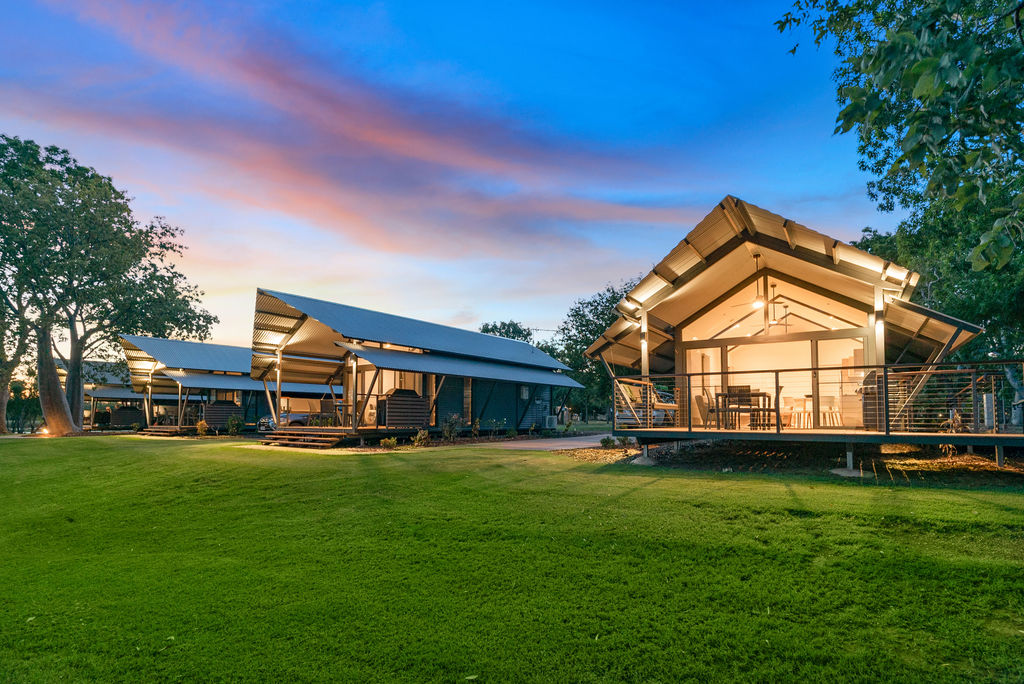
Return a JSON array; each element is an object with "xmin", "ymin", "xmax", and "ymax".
[
  {"xmin": 257, "ymin": 289, "xmax": 568, "ymax": 371},
  {"xmin": 120, "ymin": 334, "xmax": 252, "ymax": 374}
]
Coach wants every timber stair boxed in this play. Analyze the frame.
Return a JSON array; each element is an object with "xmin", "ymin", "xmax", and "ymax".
[
  {"xmin": 140, "ymin": 425, "xmax": 195, "ymax": 437},
  {"xmin": 262, "ymin": 427, "xmax": 348, "ymax": 449}
]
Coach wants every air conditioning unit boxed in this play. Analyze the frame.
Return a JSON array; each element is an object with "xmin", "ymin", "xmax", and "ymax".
[{"xmin": 543, "ymin": 415, "xmax": 557, "ymax": 430}]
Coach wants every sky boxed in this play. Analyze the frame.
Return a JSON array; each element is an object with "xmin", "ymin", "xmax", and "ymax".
[{"xmin": 0, "ymin": 0, "xmax": 905, "ymax": 346}]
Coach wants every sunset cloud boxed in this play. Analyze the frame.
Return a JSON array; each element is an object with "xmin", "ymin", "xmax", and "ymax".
[{"xmin": 1, "ymin": 1, "xmax": 898, "ymax": 342}]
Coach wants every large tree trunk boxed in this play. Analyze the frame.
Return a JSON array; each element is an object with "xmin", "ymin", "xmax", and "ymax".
[
  {"xmin": 0, "ymin": 367, "xmax": 10, "ymax": 434},
  {"xmin": 64, "ymin": 338, "xmax": 85, "ymax": 429},
  {"xmin": 36, "ymin": 326, "xmax": 78, "ymax": 436}
]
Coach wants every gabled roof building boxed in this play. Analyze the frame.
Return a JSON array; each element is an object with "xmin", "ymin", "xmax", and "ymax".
[
  {"xmin": 252, "ymin": 289, "xmax": 581, "ymax": 434},
  {"xmin": 585, "ymin": 196, "xmax": 1020, "ymax": 459}
]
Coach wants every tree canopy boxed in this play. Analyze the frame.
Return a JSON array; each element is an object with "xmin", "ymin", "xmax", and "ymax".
[
  {"xmin": 0, "ymin": 134, "xmax": 216, "ymax": 434},
  {"xmin": 550, "ymin": 279, "xmax": 639, "ymax": 419},
  {"xmin": 778, "ymin": 0, "xmax": 1024, "ymax": 268},
  {"xmin": 479, "ymin": 320, "xmax": 535, "ymax": 343}
]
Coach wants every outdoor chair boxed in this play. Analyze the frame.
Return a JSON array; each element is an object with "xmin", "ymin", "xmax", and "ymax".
[{"xmin": 820, "ymin": 395, "xmax": 843, "ymax": 427}]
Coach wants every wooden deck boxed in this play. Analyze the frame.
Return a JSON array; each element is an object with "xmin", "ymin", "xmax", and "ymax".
[{"xmin": 617, "ymin": 426, "xmax": 1024, "ymax": 447}]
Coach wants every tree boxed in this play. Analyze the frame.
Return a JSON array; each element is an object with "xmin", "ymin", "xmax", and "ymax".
[
  {"xmin": 0, "ymin": 137, "xmax": 42, "ymax": 433},
  {"xmin": 0, "ymin": 227, "xmax": 31, "ymax": 435},
  {"xmin": 854, "ymin": 179, "xmax": 1024, "ymax": 420},
  {"xmin": 0, "ymin": 135, "xmax": 217, "ymax": 434},
  {"xmin": 479, "ymin": 320, "xmax": 534, "ymax": 343},
  {"xmin": 5, "ymin": 376, "xmax": 42, "ymax": 434},
  {"xmin": 551, "ymin": 278, "xmax": 639, "ymax": 420},
  {"xmin": 778, "ymin": 0, "xmax": 1024, "ymax": 268}
]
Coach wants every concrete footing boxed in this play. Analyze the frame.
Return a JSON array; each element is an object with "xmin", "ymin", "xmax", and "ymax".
[{"xmin": 830, "ymin": 467, "xmax": 874, "ymax": 479}]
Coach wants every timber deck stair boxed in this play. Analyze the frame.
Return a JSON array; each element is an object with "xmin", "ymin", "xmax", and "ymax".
[
  {"xmin": 140, "ymin": 425, "xmax": 195, "ymax": 437},
  {"xmin": 261, "ymin": 427, "xmax": 350, "ymax": 449}
]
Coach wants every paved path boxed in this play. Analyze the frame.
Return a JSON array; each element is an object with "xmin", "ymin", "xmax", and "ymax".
[{"xmin": 473, "ymin": 433, "xmax": 612, "ymax": 451}]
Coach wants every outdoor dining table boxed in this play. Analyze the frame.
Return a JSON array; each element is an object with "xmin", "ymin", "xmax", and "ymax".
[{"xmin": 715, "ymin": 390, "xmax": 773, "ymax": 430}]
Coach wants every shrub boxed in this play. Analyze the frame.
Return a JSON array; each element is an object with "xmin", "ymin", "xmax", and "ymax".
[
  {"xmin": 600, "ymin": 436, "xmax": 615, "ymax": 448},
  {"xmin": 130, "ymin": 422, "xmax": 141, "ymax": 433},
  {"xmin": 541, "ymin": 428, "xmax": 555, "ymax": 438},
  {"xmin": 196, "ymin": 420, "xmax": 209, "ymax": 437},
  {"xmin": 412, "ymin": 429, "xmax": 430, "ymax": 447},
  {"xmin": 485, "ymin": 418, "xmax": 506, "ymax": 439},
  {"xmin": 225, "ymin": 415, "xmax": 244, "ymax": 436},
  {"xmin": 380, "ymin": 437, "xmax": 398, "ymax": 450},
  {"xmin": 441, "ymin": 413, "xmax": 461, "ymax": 442},
  {"xmin": 617, "ymin": 436, "xmax": 632, "ymax": 447},
  {"xmin": 505, "ymin": 428, "xmax": 517, "ymax": 439},
  {"xmin": 471, "ymin": 418, "xmax": 480, "ymax": 439}
]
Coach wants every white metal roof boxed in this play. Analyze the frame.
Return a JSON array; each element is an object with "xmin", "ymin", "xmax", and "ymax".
[{"xmin": 586, "ymin": 195, "xmax": 980, "ymax": 368}]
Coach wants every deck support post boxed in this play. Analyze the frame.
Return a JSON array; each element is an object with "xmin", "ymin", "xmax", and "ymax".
[
  {"xmin": 357, "ymin": 368, "xmax": 380, "ymax": 428},
  {"xmin": 350, "ymin": 358, "xmax": 359, "ymax": 429},
  {"xmin": 996, "ymin": 445, "xmax": 1005, "ymax": 468},
  {"xmin": 176, "ymin": 384, "xmax": 183, "ymax": 426},
  {"xmin": 428, "ymin": 376, "xmax": 447, "ymax": 425},
  {"xmin": 810, "ymin": 340, "xmax": 820, "ymax": 429},
  {"xmin": 675, "ymin": 325, "xmax": 685, "ymax": 428},
  {"xmin": 774, "ymin": 371, "xmax": 782, "ymax": 434},
  {"xmin": 555, "ymin": 388, "xmax": 571, "ymax": 425},
  {"xmin": 275, "ymin": 350, "xmax": 283, "ymax": 426},
  {"xmin": 640, "ymin": 311, "xmax": 650, "ymax": 379},
  {"xmin": 262, "ymin": 380, "xmax": 277, "ymax": 424}
]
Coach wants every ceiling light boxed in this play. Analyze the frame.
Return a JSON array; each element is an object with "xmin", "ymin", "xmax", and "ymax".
[{"xmin": 752, "ymin": 298, "xmax": 765, "ymax": 310}]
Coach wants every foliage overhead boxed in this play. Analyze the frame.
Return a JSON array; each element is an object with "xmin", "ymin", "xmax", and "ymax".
[
  {"xmin": 479, "ymin": 320, "xmax": 534, "ymax": 343},
  {"xmin": 552, "ymin": 278, "xmax": 639, "ymax": 415},
  {"xmin": 853, "ymin": 178, "xmax": 1024, "ymax": 360},
  {"xmin": 778, "ymin": 0, "xmax": 1024, "ymax": 269}
]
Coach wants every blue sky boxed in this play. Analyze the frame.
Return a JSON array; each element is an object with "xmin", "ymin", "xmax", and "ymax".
[{"xmin": 0, "ymin": 0, "xmax": 902, "ymax": 344}]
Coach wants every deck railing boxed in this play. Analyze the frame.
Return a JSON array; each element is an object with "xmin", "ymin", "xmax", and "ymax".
[{"xmin": 611, "ymin": 360, "xmax": 1024, "ymax": 436}]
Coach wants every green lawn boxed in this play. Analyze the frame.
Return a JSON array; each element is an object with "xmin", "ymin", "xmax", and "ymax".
[{"xmin": 1, "ymin": 437, "xmax": 1023, "ymax": 682}]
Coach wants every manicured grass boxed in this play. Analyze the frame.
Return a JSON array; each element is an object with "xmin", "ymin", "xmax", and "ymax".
[{"xmin": 1, "ymin": 437, "xmax": 1023, "ymax": 681}]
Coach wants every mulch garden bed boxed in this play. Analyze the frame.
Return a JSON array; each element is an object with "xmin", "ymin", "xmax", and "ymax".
[{"xmin": 560, "ymin": 440, "xmax": 1024, "ymax": 488}]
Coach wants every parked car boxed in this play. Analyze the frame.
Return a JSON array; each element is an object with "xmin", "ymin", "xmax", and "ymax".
[{"xmin": 258, "ymin": 413, "xmax": 310, "ymax": 432}]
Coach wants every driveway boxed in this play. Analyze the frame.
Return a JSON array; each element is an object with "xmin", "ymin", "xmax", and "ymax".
[{"xmin": 474, "ymin": 433, "xmax": 612, "ymax": 451}]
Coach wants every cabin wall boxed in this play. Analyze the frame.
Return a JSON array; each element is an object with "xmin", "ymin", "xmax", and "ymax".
[
  {"xmin": 518, "ymin": 385, "xmax": 552, "ymax": 430},
  {"xmin": 435, "ymin": 377, "xmax": 465, "ymax": 423},
  {"xmin": 472, "ymin": 380, "xmax": 517, "ymax": 431}
]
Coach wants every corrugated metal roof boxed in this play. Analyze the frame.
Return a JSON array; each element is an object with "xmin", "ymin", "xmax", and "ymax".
[
  {"xmin": 161, "ymin": 369, "xmax": 336, "ymax": 395},
  {"xmin": 85, "ymin": 387, "xmax": 176, "ymax": 401},
  {"xmin": 261, "ymin": 289, "xmax": 568, "ymax": 371},
  {"xmin": 121, "ymin": 335, "xmax": 251, "ymax": 373},
  {"xmin": 337, "ymin": 342, "xmax": 582, "ymax": 388},
  {"xmin": 56, "ymin": 360, "xmax": 130, "ymax": 386}
]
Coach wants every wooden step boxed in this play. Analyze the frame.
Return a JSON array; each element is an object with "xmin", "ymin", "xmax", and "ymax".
[
  {"xmin": 264, "ymin": 436, "xmax": 338, "ymax": 444},
  {"xmin": 261, "ymin": 427, "xmax": 346, "ymax": 449},
  {"xmin": 262, "ymin": 439, "xmax": 343, "ymax": 448},
  {"xmin": 264, "ymin": 430, "xmax": 340, "ymax": 438}
]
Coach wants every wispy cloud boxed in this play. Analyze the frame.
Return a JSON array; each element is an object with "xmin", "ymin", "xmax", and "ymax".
[{"xmin": 9, "ymin": 0, "xmax": 696, "ymax": 260}]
